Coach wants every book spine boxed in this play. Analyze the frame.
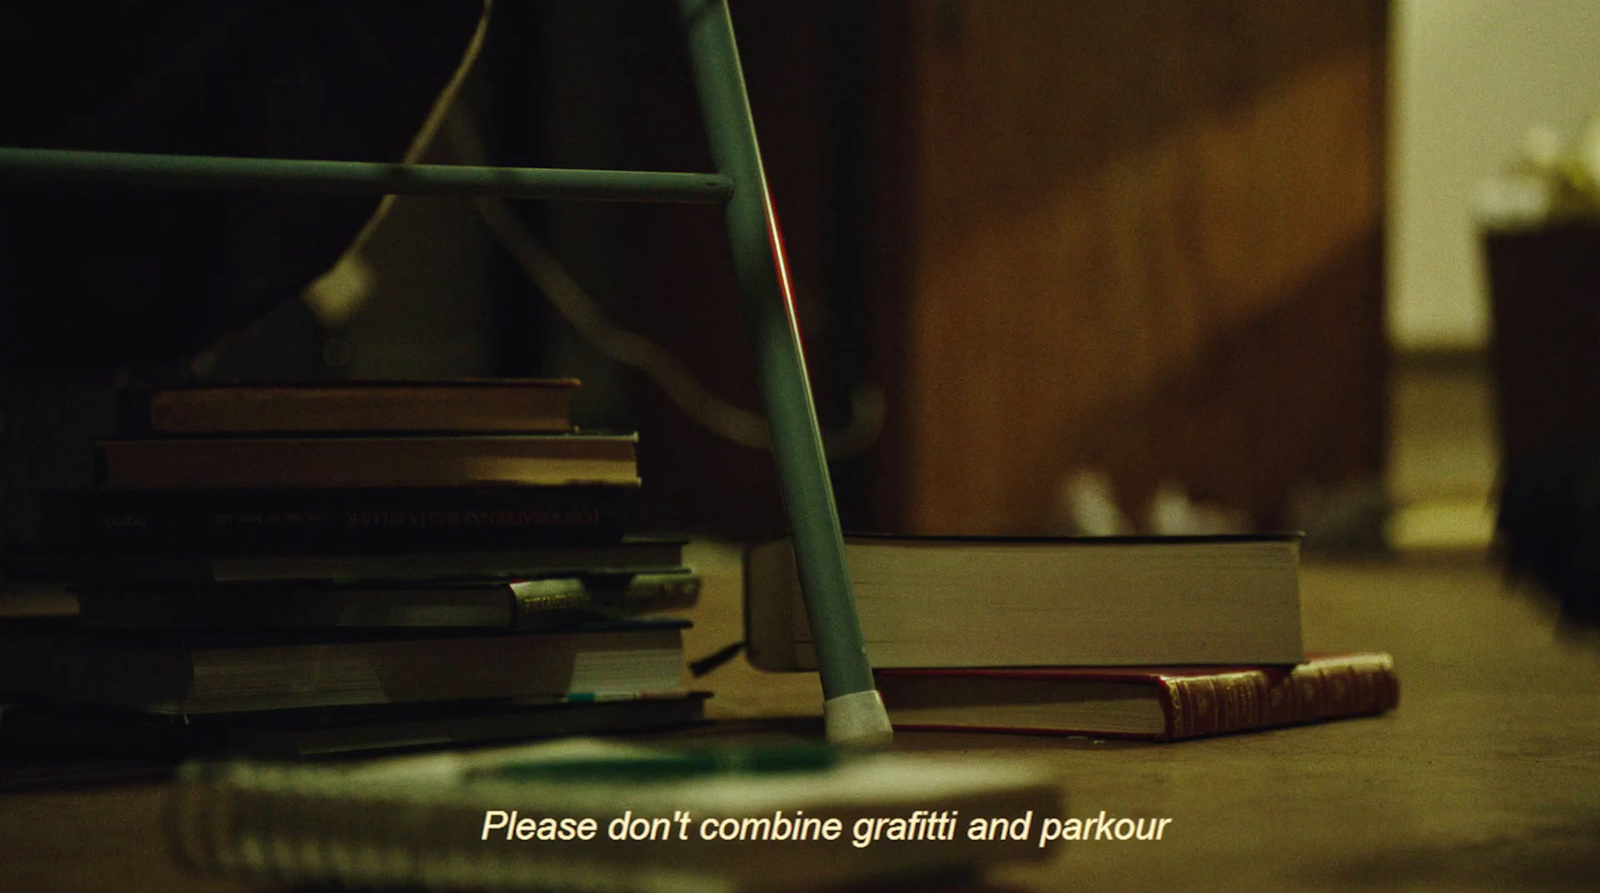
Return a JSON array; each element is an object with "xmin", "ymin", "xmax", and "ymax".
[
  {"xmin": 1160, "ymin": 656, "xmax": 1398, "ymax": 740},
  {"xmin": 40, "ymin": 487, "xmax": 636, "ymax": 552}
]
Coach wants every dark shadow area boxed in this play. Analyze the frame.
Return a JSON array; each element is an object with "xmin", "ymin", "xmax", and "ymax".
[{"xmin": 0, "ymin": 2, "xmax": 484, "ymax": 377}]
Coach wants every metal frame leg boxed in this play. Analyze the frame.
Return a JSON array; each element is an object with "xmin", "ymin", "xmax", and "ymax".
[{"xmin": 679, "ymin": 0, "xmax": 891, "ymax": 747}]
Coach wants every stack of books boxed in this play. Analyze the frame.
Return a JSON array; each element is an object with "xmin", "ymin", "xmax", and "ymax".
[
  {"xmin": 745, "ymin": 534, "xmax": 1398, "ymax": 740},
  {"xmin": 0, "ymin": 380, "xmax": 707, "ymax": 757}
]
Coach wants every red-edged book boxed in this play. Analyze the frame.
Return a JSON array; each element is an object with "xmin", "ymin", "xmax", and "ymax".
[{"xmin": 874, "ymin": 652, "xmax": 1398, "ymax": 741}]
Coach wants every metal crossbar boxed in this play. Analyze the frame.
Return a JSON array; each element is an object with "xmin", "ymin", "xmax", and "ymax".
[{"xmin": 0, "ymin": 147, "xmax": 733, "ymax": 203}]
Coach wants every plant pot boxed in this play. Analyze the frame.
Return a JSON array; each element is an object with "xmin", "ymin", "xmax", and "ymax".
[{"xmin": 1484, "ymin": 222, "xmax": 1600, "ymax": 463}]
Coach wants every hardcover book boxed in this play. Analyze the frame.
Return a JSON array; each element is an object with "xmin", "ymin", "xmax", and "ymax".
[
  {"xmin": 874, "ymin": 653, "xmax": 1398, "ymax": 741},
  {"xmin": 5, "ymin": 538, "xmax": 688, "ymax": 585},
  {"xmin": 37, "ymin": 485, "xmax": 638, "ymax": 553},
  {"xmin": 746, "ymin": 534, "xmax": 1303, "ymax": 669},
  {"xmin": 120, "ymin": 379, "xmax": 581, "ymax": 435},
  {"xmin": 95, "ymin": 434, "xmax": 640, "ymax": 490}
]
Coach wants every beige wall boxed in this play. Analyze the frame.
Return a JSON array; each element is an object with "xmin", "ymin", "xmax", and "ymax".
[{"xmin": 1388, "ymin": 0, "xmax": 1600, "ymax": 351}]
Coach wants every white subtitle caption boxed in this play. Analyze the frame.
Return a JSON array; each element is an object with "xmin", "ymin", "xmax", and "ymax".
[{"xmin": 479, "ymin": 809, "xmax": 1173, "ymax": 847}]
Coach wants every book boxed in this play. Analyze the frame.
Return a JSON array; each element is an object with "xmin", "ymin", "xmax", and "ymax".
[
  {"xmin": 119, "ymin": 379, "xmax": 581, "ymax": 435},
  {"xmin": 74, "ymin": 571, "xmax": 702, "ymax": 630},
  {"xmin": 4, "ymin": 538, "xmax": 687, "ymax": 585},
  {"xmin": 745, "ymin": 534, "xmax": 1303, "ymax": 670},
  {"xmin": 37, "ymin": 485, "xmax": 638, "ymax": 553},
  {"xmin": 874, "ymin": 653, "xmax": 1398, "ymax": 741},
  {"xmin": 0, "ymin": 618, "xmax": 688, "ymax": 714},
  {"xmin": 0, "ymin": 693, "xmax": 711, "ymax": 759},
  {"xmin": 169, "ymin": 738, "xmax": 1063, "ymax": 892},
  {"xmin": 95, "ymin": 434, "xmax": 640, "ymax": 490}
]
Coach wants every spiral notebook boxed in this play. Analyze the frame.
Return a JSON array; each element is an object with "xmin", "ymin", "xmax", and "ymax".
[{"xmin": 170, "ymin": 739, "xmax": 1064, "ymax": 892}]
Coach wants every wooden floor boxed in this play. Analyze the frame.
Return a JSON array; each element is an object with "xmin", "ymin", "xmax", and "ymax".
[{"xmin": 3, "ymin": 542, "xmax": 1598, "ymax": 892}]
